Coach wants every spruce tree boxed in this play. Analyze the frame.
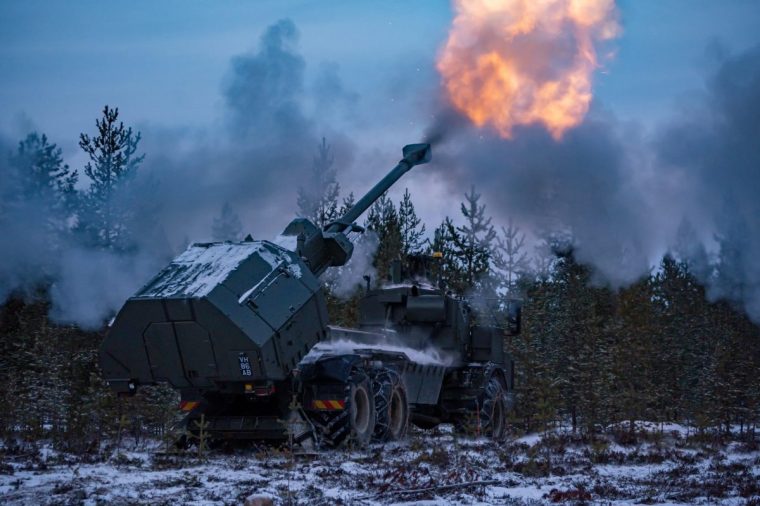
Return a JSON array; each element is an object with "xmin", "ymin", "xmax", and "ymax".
[
  {"xmin": 2, "ymin": 133, "xmax": 78, "ymax": 258},
  {"xmin": 429, "ymin": 218, "xmax": 465, "ymax": 292},
  {"xmin": 365, "ymin": 193, "xmax": 402, "ymax": 282},
  {"xmin": 446, "ymin": 186, "xmax": 496, "ymax": 295},
  {"xmin": 9, "ymin": 132, "xmax": 78, "ymax": 217},
  {"xmin": 398, "ymin": 188, "xmax": 425, "ymax": 256},
  {"xmin": 495, "ymin": 218, "xmax": 529, "ymax": 295}
]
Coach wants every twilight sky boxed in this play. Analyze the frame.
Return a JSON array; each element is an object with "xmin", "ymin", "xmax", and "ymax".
[
  {"xmin": 1, "ymin": 0, "xmax": 760, "ymax": 237},
  {"xmin": 3, "ymin": 1, "xmax": 759, "ymax": 140},
  {"xmin": 3, "ymin": 1, "xmax": 760, "ymax": 325}
]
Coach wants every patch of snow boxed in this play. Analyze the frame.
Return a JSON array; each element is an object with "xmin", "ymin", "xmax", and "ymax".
[
  {"xmin": 237, "ymin": 271, "xmax": 277, "ymax": 305},
  {"xmin": 236, "ymin": 247, "xmax": 306, "ymax": 304},
  {"xmin": 139, "ymin": 242, "xmax": 265, "ymax": 298},
  {"xmin": 302, "ymin": 337, "xmax": 456, "ymax": 366},
  {"xmin": 256, "ymin": 246, "xmax": 285, "ymax": 270},
  {"xmin": 516, "ymin": 433, "xmax": 542, "ymax": 447},
  {"xmin": 287, "ymin": 263, "xmax": 302, "ymax": 279},
  {"xmin": 273, "ymin": 234, "xmax": 298, "ymax": 252},
  {"xmin": 3, "ymin": 425, "xmax": 760, "ymax": 505}
]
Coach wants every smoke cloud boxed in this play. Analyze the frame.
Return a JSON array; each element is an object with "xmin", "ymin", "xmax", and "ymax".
[
  {"xmin": 436, "ymin": 0, "xmax": 619, "ymax": 140},
  {"xmin": 0, "ymin": 19, "xmax": 358, "ymax": 328},
  {"xmin": 433, "ymin": 108, "xmax": 657, "ymax": 287},
  {"xmin": 431, "ymin": 43, "xmax": 760, "ymax": 320},
  {"xmin": 3, "ymin": 14, "xmax": 760, "ymax": 329},
  {"xmin": 655, "ymin": 44, "xmax": 760, "ymax": 317},
  {"xmin": 323, "ymin": 231, "xmax": 380, "ymax": 299}
]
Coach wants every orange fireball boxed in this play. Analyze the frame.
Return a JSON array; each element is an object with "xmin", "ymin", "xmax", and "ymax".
[{"xmin": 437, "ymin": 0, "xmax": 620, "ymax": 140}]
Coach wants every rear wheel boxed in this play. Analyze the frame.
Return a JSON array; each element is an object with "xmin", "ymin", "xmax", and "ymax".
[
  {"xmin": 310, "ymin": 370, "xmax": 376, "ymax": 447},
  {"xmin": 454, "ymin": 376, "xmax": 509, "ymax": 440},
  {"xmin": 372, "ymin": 368, "xmax": 409, "ymax": 442},
  {"xmin": 479, "ymin": 377, "xmax": 508, "ymax": 440}
]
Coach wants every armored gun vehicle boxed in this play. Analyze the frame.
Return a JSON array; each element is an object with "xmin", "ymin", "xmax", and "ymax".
[{"xmin": 100, "ymin": 143, "xmax": 520, "ymax": 446}]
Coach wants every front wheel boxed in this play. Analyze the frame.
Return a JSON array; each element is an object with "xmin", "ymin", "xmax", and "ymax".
[{"xmin": 479, "ymin": 377, "xmax": 508, "ymax": 440}]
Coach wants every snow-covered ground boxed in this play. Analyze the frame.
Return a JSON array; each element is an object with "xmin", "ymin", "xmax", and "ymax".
[{"xmin": 2, "ymin": 423, "xmax": 759, "ymax": 505}]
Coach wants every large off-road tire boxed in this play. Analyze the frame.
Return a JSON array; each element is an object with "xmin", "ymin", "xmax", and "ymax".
[
  {"xmin": 372, "ymin": 368, "xmax": 409, "ymax": 442},
  {"xmin": 455, "ymin": 376, "xmax": 509, "ymax": 440},
  {"xmin": 310, "ymin": 370, "xmax": 376, "ymax": 447},
  {"xmin": 479, "ymin": 377, "xmax": 508, "ymax": 440}
]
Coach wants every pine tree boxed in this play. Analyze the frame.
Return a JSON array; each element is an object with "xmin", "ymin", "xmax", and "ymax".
[
  {"xmin": 613, "ymin": 278, "xmax": 658, "ymax": 436},
  {"xmin": 428, "ymin": 218, "xmax": 465, "ymax": 292},
  {"xmin": 2, "ymin": 133, "xmax": 78, "ymax": 253},
  {"xmin": 365, "ymin": 193, "xmax": 402, "ymax": 282},
  {"xmin": 398, "ymin": 188, "xmax": 425, "ymax": 256},
  {"xmin": 535, "ymin": 249, "xmax": 617, "ymax": 435},
  {"xmin": 211, "ymin": 202, "xmax": 243, "ymax": 241},
  {"xmin": 447, "ymin": 186, "xmax": 496, "ymax": 295},
  {"xmin": 338, "ymin": 192, "xmax": 355, "ymax": 217},
  {"xmin": 78, "ymin": 106, "xmax": 144, "ymax": 251},
  {"xmin": 495, "ymin": 218, "xmax": 530, "ymax": 295},
  {"xmin": 509, "ymin": 276, "xmax": 562, "ymax": 432},
  {"xmin": 651, "ymin": 255, "xmax": 713, "ymax": 427},
  {"xmin": 296, "ymin": 137, "xmax": 339, "ymax": 228},
  {"xmin": 9, "ymin": 132, "xmax": 78, "ymax": 217}
]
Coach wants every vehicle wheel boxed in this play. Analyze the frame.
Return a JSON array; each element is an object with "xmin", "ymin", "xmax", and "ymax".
[
  {"xmin": 372, "ymin": 368, "xmax": 409, "ymax": 442},
  {"xmin": 479, "ymin": 377, "xmax": 508, "ymax": 440},
  {"xmin": 310, "ymin": 370, "xmax": 376, "ymax": 447}
]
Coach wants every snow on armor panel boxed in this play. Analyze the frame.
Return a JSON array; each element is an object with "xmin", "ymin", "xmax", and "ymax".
[{"xmin": 101, "ymin": 240, "xmax": 326, "ymax": 388}]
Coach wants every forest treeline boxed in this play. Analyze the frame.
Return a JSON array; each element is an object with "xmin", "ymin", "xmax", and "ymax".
[{"xmin": 1, "ymin": 108, "xmax": 758, "ymax": 454}]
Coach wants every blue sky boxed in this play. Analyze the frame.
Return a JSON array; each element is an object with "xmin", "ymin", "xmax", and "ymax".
[
  {"xmin": 2, "ymin": 0, "xmax": 759, "ymax": 144},
  {"xmin": 2, "ymin": 0, "xmax": 760, "ymax": 240},
  {"xmin": 1, "ymin": 1, "xmax": 449, "ymax": 144},
  {"xmin": 3, "ymin": 1, "xmax": 760, "ymax": 320}
]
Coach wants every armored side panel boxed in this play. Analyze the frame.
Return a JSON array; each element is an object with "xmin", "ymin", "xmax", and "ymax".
[{"xmin": 100, "ymin": 240, "xmax": 328, "ymax": 393}]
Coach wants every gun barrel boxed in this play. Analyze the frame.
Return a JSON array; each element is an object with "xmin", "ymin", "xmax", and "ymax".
[{"xmin": 326, "ymin": 143, "xmax": 431, "ymax": 233}]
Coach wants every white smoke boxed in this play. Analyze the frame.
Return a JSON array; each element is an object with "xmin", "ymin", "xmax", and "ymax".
[
  {"xmin": 0, "ymin": 19, "xmax": 358, "ymax": 328},
  {"xmin": 49, "ymin": 247, "xmax": 163, "ymax": 329},
  {"xmin": 430, "ymin": 43, "xmax": 760, "ymax": 321},
  {"xmin": 323, "ymin": 231, "xmax": 379, "ymax": 298}
]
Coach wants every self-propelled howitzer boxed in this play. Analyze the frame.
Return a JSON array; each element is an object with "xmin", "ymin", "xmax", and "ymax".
[{"xmin": 99, "ymin": 143, "xmax": 431, "ymax": 440}]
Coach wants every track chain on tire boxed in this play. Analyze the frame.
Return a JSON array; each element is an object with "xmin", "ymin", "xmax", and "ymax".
[
  {"xmin": 308, "ymin": 369, "xmax": 374, "ymax": 448},
  {"xmin": 478, "ymin": 377, "xmax": 508, "ymax": 440},
  {"xmin": 371, "ymin": 367, "xmax": 408, "ymax": 442}
]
